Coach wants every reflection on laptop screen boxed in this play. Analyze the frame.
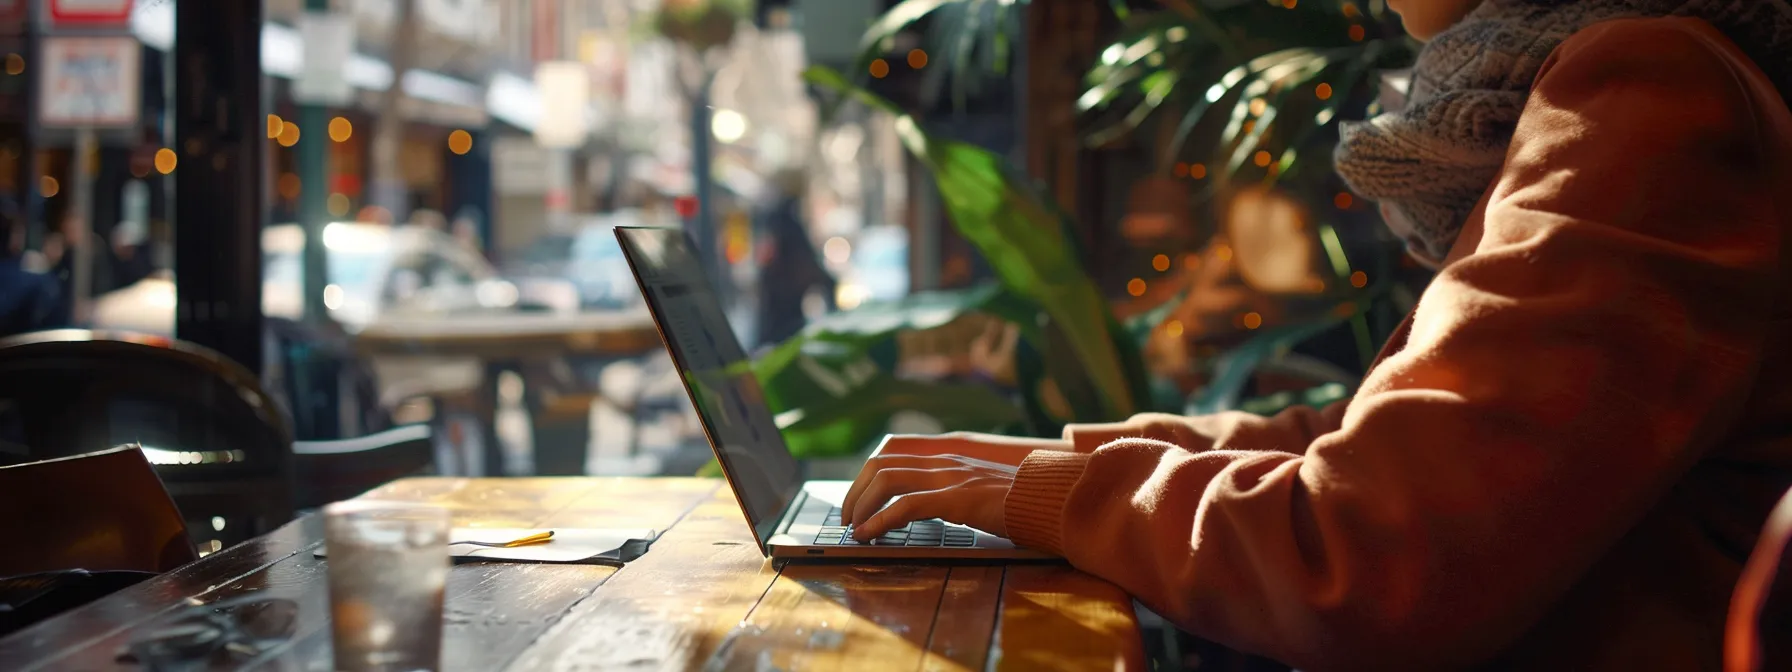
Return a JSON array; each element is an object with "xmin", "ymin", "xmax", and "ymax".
[{"xmin": 616, "ymin": 227, "xmax": 802, "ymax": 543}]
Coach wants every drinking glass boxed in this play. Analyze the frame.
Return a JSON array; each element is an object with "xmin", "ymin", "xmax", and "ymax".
[{"xmin": 324, "ymin": 501, "xmax": 450, "ymax": 672}]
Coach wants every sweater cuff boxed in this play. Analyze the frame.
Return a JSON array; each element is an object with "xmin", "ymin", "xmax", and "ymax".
[{"xmin": 1003, "ymin": 450, "xmax": 1092, "ymax": 556}]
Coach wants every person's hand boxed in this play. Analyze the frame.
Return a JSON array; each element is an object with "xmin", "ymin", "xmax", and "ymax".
[{"xmin": 840, "ymin": 432, "xmax": 1070, "ymax": 541}]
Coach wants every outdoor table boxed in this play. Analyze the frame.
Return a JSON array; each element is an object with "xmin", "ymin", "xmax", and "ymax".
[{"xmin": 0, "ymin": 477, "xmax": 1146, "ymax": 670}]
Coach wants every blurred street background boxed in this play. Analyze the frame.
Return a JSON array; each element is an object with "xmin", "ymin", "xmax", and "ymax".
[{"xmin": 0, "ymin": 0, "xmax": 1425, "ymax": 481}]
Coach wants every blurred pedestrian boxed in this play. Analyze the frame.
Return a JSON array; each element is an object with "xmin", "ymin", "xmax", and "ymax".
[
  {"xmin": 753, "ymin": 169, "xmax": 834, "ymax": 348},
  {"xmin": 0, "ymin": 202, "xmax": 68, "ymax": 337}
]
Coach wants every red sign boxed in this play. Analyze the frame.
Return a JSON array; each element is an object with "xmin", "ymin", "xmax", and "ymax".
[{"xmin": 49, "ymin": 0, "xmax": 134, "ymax": 27}]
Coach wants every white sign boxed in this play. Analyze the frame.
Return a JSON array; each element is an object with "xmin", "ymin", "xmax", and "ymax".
[
  {"xmin": 534, "ymin": 61, "xmax": 589, "ymax": 149},
  {"xmin": 491, "ymin": 136, "xmax": 551, "ymax": 195},
  {"xmin": 295, "ymin": 11, "xmax": 357, "ymax": 106},
  {"xmin": 39, "ymin": 36, "xmax": 140, "ymax": 129}
]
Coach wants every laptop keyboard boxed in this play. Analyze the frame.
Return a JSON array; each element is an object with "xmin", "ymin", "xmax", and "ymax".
[{"xmin": 814, "ymin": 507, "xmax": 978, "ymax": 547}]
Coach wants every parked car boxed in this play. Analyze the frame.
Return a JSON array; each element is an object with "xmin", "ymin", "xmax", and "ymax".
[
  {"xmin": 90, "ymin": 223, "xmax": 531, "ymax": 448},
  {"xmin": 502, "ymin": 215, "xmax": 645, "ymax": 313},
  {"xmin": 92, "ymin": 222, "xmax": 524, "ymax": 335}
]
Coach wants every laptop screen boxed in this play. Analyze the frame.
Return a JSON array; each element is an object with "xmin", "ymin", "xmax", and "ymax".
[{"xmin": 614, "ymin": 227, "xmax": 803, "ymax": 547}]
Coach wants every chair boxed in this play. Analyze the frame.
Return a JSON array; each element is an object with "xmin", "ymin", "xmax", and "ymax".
[
  {"xmin": 0, "ymin": 330, "xmax": 295, "ymax": 552},
  {"xmin": 293, "ymin": 424, "xmax": 434, "ymax": 509},
  {"xmin": 263, "ymin": 316, "xmax": 391, "ymax": 441},
  {"xmin": 0, "ymin": 445, "xmax": 197, "ymax": 577}
]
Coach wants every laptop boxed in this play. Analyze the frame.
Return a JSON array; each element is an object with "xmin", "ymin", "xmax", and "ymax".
[{"xmin": 615, "ymin": 226, "xmax": 1052, "ymax": 560}]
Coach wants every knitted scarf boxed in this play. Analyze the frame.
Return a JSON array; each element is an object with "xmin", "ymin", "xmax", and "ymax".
[{"xmin": 1332, "ymin": 0, "xmax": 1792, "ymax": 266}]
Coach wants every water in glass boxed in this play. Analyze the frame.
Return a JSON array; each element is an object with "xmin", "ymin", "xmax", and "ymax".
[{"xmin": 324, "ymin": 502, "xmax": 449, "ymax": 672}]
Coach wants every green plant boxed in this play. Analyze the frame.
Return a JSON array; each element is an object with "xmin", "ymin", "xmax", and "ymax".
[
  {"xmin": 726, "ymin": 0, "xmax": 1420, "ymax": 465},
  {"xmin": 741, "ymin": 67, "xmax": 1384, "ymax": 462}
]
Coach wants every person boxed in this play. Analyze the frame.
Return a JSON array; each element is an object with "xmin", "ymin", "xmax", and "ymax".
[
  {"xmin": 841, "ymin": 0, "xmax": 1792, "ymax": 669},
  {"xmin": 753, "ymin": 170, "xmax": 836, "ymax": 348},
  {"xmin": 0, "ymin": 204, "xmax": 69, "ymax": 337}
]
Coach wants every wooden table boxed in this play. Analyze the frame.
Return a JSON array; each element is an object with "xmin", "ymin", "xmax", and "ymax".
[{"xmin": 0, "ymin": 478, "xmax": 1146, "ymax": 671}]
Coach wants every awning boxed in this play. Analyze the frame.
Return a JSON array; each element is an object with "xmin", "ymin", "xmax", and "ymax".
[{"xmin": 131, "ymin": 2, "xmax": 483, "ymax": 113}]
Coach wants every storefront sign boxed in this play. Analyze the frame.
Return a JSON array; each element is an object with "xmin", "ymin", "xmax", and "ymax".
[
  {"xmin": 533, "ymin": 61, "xmax": 589, "ymax": 149},
  {"xmin": 47, "ymin": 0, "xmax": 134, "ymax": 28},
  {"xmin": 491, "ymin": 136, "xmax": 550, "ymax": 195},
  {"xmin": 38, "ymin": 35, "xmax": 140, "ymax": 128},
  {"xmin": 294, "ymin": 11, "xmax": 356, "ymax": 106}
]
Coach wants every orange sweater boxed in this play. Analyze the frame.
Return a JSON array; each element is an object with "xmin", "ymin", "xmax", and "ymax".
[{"xmin": 1004, "ymin": 18, "xmax": 1792, "ymax": 672}]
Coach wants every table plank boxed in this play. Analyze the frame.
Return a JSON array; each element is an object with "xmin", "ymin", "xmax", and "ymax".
[
  {"xmin": 254, "ymin": 563, "xmax": 618, "ymax": 672},
  {"xmin": 709, "ymin": 564, "xmax": 952, "ymax": 671},
  {"xmin": 0, "ymin": 515, "xmax": 324, "ymax": 670},
  {"xmin": 989, "ymin": 565, "xmax": 1147, "ymax": 671},
  {"xmin": 923, "ymin": 566, "xmax": 1005, "ymax": 672},
  {"xmin": 15, "ymin": 522, "xmax": 332, "ymax": 672},
  {"xmin": 502, "ymin": 486, "xmax": 778, "ymax": 672},
  {"xmin": 256, "ymin": 478, "xmax": 720, "ymax": 671}
]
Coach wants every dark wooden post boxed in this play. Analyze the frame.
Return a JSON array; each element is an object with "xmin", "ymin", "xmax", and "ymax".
[{"xmin": 173, "ymin": 0, "xmax": 264, "ymax": 373}]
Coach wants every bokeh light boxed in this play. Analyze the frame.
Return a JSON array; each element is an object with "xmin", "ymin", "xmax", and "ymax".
[
  {"xmin": 448, "ymin": 129, "xmax": 474, "ymax": 155},
  {"xmin": 1281, "ymin": 0, "xmax": 1297, "ymax": 8},
  {"xmin": 1242, "ymin": 312, "xmax": 1263, "ymax": 329},
  {"xmin": 1190, "ymin": 163, "xmax": 1208, "ymax": 179},
  {"xmin": 278, "ymin": 123, "xmax": 301, "ymax": 147},
  {"xmin": 907, "ymin": 49, "xmax": 928, "ymax": 69},
  {"xmin": 329, "ymin": 117, "xmax": 353, "ymax": 142},
  {"xmin": 267, "ymin": 114, "xmax": 284, "ymax": 139},
  {"xmin": 327, "ymin": 193, "xmax": 351, "ymax": 216},
  {"xmin": 39, "ymin": 176, "xmax": 58, "ymax": 198},
  {"xmin": 1350, "ymin": 271, "xmax": 1368, "ymax": 288},
  {"xmin": 1316, "ymin": 83, "xmax": 1333, "ymax": 100},
  {"xmin": 154, "ymin": 148, "xmax": 178, "ymax": 175},
  {"xmin": 277, "ymin": 172, "xmax": 301, "ymax": 200},
  {"xmin": 4, "ymin": 53, "xmax": 23, "ymax": 75},
  {"xmin": 1165, "ymin": 320, "xmax": 1185, "ymax": 338},
  {"xmin": 1173, "ymin": 163, "xmax": 1190, "ymax": 177},
  {"xmin": 1152, "ymin": 254, "xmax": 1171, "ymax": 272},
  {"xmin": 709, "ymin": 111, "xmax": 747, "ymax": 143},
  {"xmin": 1349, "ymin": 25, "xmax": 1366, "ymax": 41},
  {"xmin": 1253, "ymin": 151, "xmax": 1272, "ymax": 167},
  {"xmin": 869, "ymin": 59, "xmax": 890, "ymax": 79},
  {"xmin": 1334, "ymin": 192, "xmax": 1353, "ymax": 209},
  {"xmin": 824, "ymin": 236, "xmax": 852, "ymax": 264},
  {"xmin": 1127, "ymin": 278, "xmax": 1147, "ymax": 297}
]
